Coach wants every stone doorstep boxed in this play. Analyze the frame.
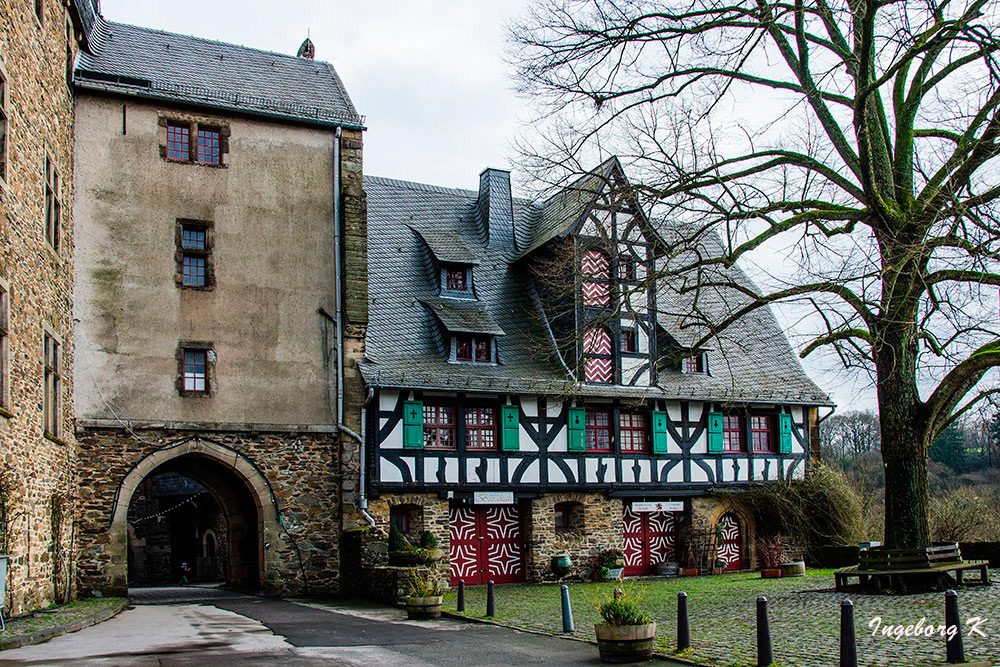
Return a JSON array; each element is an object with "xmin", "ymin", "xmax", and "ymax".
[
  {"xmin": 440, "ymin": 610, "xmax": 696, "ymax": 666},
  {"xmin": 0, "ymin": 599, "xmax": 129, "ymax": 651}
]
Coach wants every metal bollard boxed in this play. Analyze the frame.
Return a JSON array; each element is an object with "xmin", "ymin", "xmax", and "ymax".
[
  {"xmin": 945, "ymin": 589, "xmax": 965, "ymax": 664},
  {"xmin": 561, "ymin": 584, "xmax": 574, "ymax": 632},
  {"xmin": 486, "ymin": 580, "xmax": 496, "ymax": 617},
  {"xmin": 677, "ymin": 591, "xmax": 691, "ymax": 651},
  {"xmin": 757, "ymin": 596, "xmax": 773, "ymax": 667},
  {"xmin": 840, "ymin": 599, "xmax": 857, "ymax": 667},
  {"xmin": 457, "ymin": 580, "xmax": 465, "ymax": 612}
]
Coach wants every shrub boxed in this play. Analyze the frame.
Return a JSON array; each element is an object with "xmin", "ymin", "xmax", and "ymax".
[
  {"xmin": 388, "ymin": 525, "xmax": 407, "ymax": 552},
  {"xmin": 930, "ymin": 487, "xmax": 1000, "ymax": 542},
  {"xmin": 592, "ymin": 586, "xmax": 651, "ymax": 626},
  {"xmin": 597, "ymin": 548, "xmax": 625, "ymax": 568},
  {"xmin": 407, "ymin": 568, "xmax": 444, "ymax": 598},
  {"xmin": 756, "ymin": 534, "xmax": 788, "ymax": 569},
  {"xmin": 420, "ymin": 530, "xmax": 438, "ymax": 549}
]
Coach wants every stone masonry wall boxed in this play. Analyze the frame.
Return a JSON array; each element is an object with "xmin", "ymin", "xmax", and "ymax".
[
  {"xmin": 366, "ymin": 493, "xmax": 450, "ymax": 580},
  {"xmin": 75, "ymin": 429, "xmax": 341, "ymax": 596},
  {"xmin": 690, "ymin": 495, "xmax": 757, "ymax": 569},
  {"xmin": 0, "ymin": 0, "xmax": 81, "ymax": 615},
  {"xmin": 527, "ymin": 493, "xmax": 622, "ymax": 581}
]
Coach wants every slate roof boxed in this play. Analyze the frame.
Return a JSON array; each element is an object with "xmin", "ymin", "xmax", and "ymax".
[
  {"xmin": 411, "ymin": 227, "xmax": 479, "ymax": 265},
  {"xmin": 74, "ymin": 17, "xmax": 363, "ymax": 128},
  {"xmin": 363, "ymin": 173, "xmax": 833, "ymax": 406},
  {"xmin": 420, "ymin": 298, "xmax": 505, "ymax": 336}
]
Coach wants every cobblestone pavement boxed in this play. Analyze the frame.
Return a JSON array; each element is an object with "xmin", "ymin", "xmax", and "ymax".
[
  {"xmin": 444, "ymin": 569, "xmax": 999, "ymax": 666},
  {"xmin": 128, "ymin": 586, "xmax": 251, "ymax": 605}
]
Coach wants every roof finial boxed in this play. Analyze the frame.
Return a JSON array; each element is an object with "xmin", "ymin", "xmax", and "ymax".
[{"xmin": 297, "ymin": 35, "xmax": 315, "ymax": 59}]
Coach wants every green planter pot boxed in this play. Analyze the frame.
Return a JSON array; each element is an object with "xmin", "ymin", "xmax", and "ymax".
[
  {"xmin": 551, "ymin": 555, "xmax": 573, "ymax": 577},
  {"xmin": 594, "ymin": 622, "xmax": 656, "ymax": 663},
  {"xmin": 405, "ymin": 595, "xmax": 443, "ymax": 620}
]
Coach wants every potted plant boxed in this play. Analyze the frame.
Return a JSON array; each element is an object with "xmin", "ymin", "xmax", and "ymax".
[
  {"xmin": 779, "ymin": 551, "xmax": 806, "ymax": 577},
  {"xmin": 757, "ymin": 534, "xmax": 787, "ymax": 578},
  {"xmin": 592, "ymin": 586, "xmax": 656, "ymax": 663},
  {"xmin": 388, "ymin": 527, "xmax": 445, "ymax": 566},
  {"xmin": 595, "ymin": 548, "xmax": 625, "ymax": 581},
  {"xmin": 403, "ymin": 568, "xmax": 444, "ymax": 620},
  {"xmin": 712, "ymin": 558, "xmax": 725, "ymax": 575}
]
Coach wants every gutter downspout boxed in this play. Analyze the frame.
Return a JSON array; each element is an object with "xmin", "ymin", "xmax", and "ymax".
[{"xmin": 331, "ymin": 125, "xmax": 376, "ymax": 527}]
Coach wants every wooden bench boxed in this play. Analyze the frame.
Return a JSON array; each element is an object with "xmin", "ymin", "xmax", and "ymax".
[{"xmin": 835, "ymin": 544, "xmax": 991, "ymax": 592}]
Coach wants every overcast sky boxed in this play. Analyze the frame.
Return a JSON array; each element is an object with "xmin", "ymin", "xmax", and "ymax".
[{"xmin": 98, "ymin": 0, "xmax": 874, "ymax": 412}]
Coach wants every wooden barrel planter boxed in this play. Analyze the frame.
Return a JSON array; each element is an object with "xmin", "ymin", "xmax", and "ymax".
[
  {"xmin": 780, "ymin": 561, "xmax": 806, "ymax": 577},
  {"xmin": 594, "ymin": 622, "xmax": 656, "ymax": 663},
  {"xmin": 405, "ymin": 595, "xmax": 443, "ymax": 620}
]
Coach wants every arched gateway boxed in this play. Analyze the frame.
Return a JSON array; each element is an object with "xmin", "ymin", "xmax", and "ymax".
[{"xmin": 103, "ymin": 439, "xmax": 281, "ymax": 596}]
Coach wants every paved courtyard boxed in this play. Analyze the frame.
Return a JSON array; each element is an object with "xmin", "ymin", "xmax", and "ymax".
[{"xmin": 445, "ymin": 569, "xmax": 1000, "ymax": 666}]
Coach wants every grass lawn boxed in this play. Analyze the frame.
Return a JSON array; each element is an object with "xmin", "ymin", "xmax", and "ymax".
[
  {"xmin": 443, "ymin": 569, "xmax": 998, "ymax": 667},
  {"xmin": 0, "ymin": 598, "xmax": 124, "ymax": 644}
]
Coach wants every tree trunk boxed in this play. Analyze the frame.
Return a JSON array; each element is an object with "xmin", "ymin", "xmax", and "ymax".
[{"xmin": 875, "ymin": 324, "xmax": 932, "ymax": 549}]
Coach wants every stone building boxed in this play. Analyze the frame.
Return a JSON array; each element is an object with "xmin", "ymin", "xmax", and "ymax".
[
  {"xmin": 356, "ymin": 160, "xmax": 832, "ymax": 586},
  {"xmin": 0, "ymin": 0, "xmax": 96, "ymax": 615},
  {"xmin": 71, "ymin": 13, "xmax": 367, "ymax": 596}
]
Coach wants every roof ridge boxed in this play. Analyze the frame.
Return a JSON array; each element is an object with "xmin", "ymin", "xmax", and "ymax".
[
  {"xmin": 365, "ymin": 175, "xmax": 479, "ymax": 198},
  {"xmin": 97, "ymin": 17, "xmax": 341, "ymax": 68}
]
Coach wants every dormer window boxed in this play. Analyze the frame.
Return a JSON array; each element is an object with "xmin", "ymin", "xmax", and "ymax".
[
  {"xmin": 682, "ymin": 353, "xmax": 706, "ymax": 374},
  {"xmin": 455, "ymin": 335, "xmax": 492, "ymax": 363},
  {"xmin": 446, "ymin": 267, "xmax": 468, "ymax": 291}
]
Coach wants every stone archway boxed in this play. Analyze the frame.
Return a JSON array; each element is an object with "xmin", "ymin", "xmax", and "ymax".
[{"xmin": 105, "ymin": 439, "xmax": 281, "ymax": 595}]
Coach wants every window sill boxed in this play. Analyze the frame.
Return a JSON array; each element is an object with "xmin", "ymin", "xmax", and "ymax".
[
  {"xmin": 43, "ymin": 431, "xmax": 67, "ymax": 446},
  {"xmin": 178, "ymin": 284, "xmax": 215, "ymax": 292},
  {"xmin": 164, "ymin": 158, "xmax": 228, "ymax": 169},
  {"xmin": 178, "ymin": 391, "xmax": 212, "ymax": 398}
]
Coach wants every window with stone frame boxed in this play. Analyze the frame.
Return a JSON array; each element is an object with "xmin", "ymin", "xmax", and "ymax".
[
  {"xmin": 554, "ymin": 501, "xmax": 585, "ymax": 534},
  {"xmin": 723, "ymin": 414, "xmax": 745, "ymax": 452},
  {"xmin": 464, "ymin": 406, "xmax": 497, "ymax": 450},
  {"xmin": 44, "ymin": 154, "xmax": 61, "ymax": 252},
  {"xmin": 750, "ymin": 415, "xmax": 775, "ymax": 452},
  {"xmin": 619, "ymin": 412, "xmax": 647, "ymax": 452},
  {"xmin": 0, "ymin": 60, "xmax": 8, "ymax": 187},
  {"xmin": 43, "ymin": 330, "xmax": 62, "ymax": 439},
  {"xmin": 0, "ymin": 281, "xmax": 8, "ymax": 413},
  {"xmin": 585, "ymin": 409, "xmax": 612, "ymax": 452},
  {"xmin": 177, "ymin": 342, "xmax": 214, "ymax": 396},
  {"xmin": 161, "ymin": 117, "xmax": 229, "ymax": 166},
  {"xmin": 176, "ymin": 220, "xmax": 214, "ymax": 289},
  {"xmin": 423, "ymin": 405, "xmax": 456, "ymax": 450}
]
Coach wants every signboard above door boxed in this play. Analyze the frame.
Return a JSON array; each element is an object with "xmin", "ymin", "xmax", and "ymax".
[
  {"xmin": 632, "ymin": 501, "xmax": 684, "ymax": 513},
  {"xmin": 473, "ymin": 491, "xmax": 515, "ymax": 505}
]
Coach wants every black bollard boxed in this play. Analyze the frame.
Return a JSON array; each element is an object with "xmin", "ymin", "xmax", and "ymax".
[
  {"xmin": 945, "ymin": 589, "xmax": 965, "ymax": 664},
  {"xmin": 677, "ymin": 591, "xmax": 691, "ymax": 651},
  {"xmin": 840, "ymin": 599, "xmax": 857, "ymax": 667},
  {"xmin": 561, "ymin": 584, "xmax": 574, "ymax": 632},
  {"xmin": 486, "ymin": 580, "xmax": 496, "ymax": 617},
  {"xmin": 757, "ymin": 596, "xmax": 773, "ymax": 667},
  {"xmin": 457, "ymin": 580, "xmax": 465, "ymax": 612}
]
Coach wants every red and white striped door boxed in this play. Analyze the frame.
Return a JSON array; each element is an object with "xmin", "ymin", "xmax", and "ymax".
[
  {"xmin": 623, "ymin": 503, "xmax": 677, "ymax": 575},
  {"xmin": 716, "ymin": 513, "xmax": 743, "ymax": 570},
  {"xmin": 449, "ymin": 504, "xmax": 525, "ymax": 585}
]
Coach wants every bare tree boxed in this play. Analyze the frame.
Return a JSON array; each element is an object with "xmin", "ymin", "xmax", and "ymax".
[
  {"xmin": 511, "ymin": 0, "xmax": 1000, "ymax": 548},
  {"xmin": 821, "ymin": 410, "xmax": 881, "ymax": 457}
]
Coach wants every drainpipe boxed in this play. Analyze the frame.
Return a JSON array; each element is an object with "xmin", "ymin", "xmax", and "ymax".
[{"xmin": 331, "ymin": 125, "xmax": 376, "ymax": 527}]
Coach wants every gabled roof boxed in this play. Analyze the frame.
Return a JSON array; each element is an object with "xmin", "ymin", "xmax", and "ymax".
[
  {"xmin": 363, "ymin": 172, "xmax": 833, "ymax": 406},
  {"xmin": 74, "ymin": 17, "xmax": 363, "ymax": 128}
]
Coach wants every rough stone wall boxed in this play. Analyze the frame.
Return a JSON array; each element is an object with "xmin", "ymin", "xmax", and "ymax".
[
  {"xmin": 0, "ymin": 0, "xmax": 80, "ymax": 615},
  {"xmin": 366, "ymin": 494, "xmax": 450, "ymax": 579},
  {"xmin": 527, "ymin": 493, "xmax": 622, "ymax": 581},
  {"xmin": 690, "ymin": 495, "xmax": 756, "ymax": 569},
  {"xmin": 75, "ymin": 429, "xmax": 341, "ymax": 596}
]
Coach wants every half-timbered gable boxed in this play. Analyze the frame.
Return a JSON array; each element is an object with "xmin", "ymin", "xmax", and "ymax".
[{"xmin": 363, "ymin": 162, "xmax": 832, "ymax": 583}]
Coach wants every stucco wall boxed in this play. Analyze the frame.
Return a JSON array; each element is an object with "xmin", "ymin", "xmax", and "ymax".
[{"xmin": 73, "ymin": 95, "xmax": 339, "ymax": 426}]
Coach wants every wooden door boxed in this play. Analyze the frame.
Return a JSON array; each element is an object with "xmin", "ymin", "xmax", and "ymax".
[
  {"xmin": 716, "ymin": 513, "xmax": 743, "ymax": 570},
  {"xmin": 449, "ymin": 504, "xmax": 525, "ymax": 585},
  {"xmin": 623, "ymin": 503, "xmax": 677, "ymax": 575}
]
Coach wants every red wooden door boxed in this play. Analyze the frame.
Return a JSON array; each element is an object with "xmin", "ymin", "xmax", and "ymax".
[
  {"xmin": 623, "ymin": 504, "xmax": 677, "ymax": 575},
  {"xmin": 449, "ymin": 504, "xmax": 525, "ymax": 585},
  {"xmin": 716, "ymin": 513, "xmax": 743, "ymax": 570}
]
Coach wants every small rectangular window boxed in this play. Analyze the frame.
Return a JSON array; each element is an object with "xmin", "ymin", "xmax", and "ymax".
[
  {"xmin": 43, "ymin": 332, "xmax": 62, "ymax": 438},
  {"xmin": 423, "ymin": 405, "xmax": 456, "ymax": 450},
  {"xmin": 723, "ymin": 414, "xmax": 744, "ymax": 452},
  {"xmin": 167, "ymin": 122, "xmax": 190, "ymax": 161},
  {"xmin": 446, "ymin": 268, "xmax": 467, "ymax": 291},
  {"xmin": 619, "ymin": 412, "xmax": 647, "ymax": 452},
  {"xmin": 475, "ymin": 339, "xmax": 490, "ymax": 362},
  {"xmin": 465, "ymin": 407, "xmax": 497, "ymax": 450},
  {"xmin": 182, "ymin": 256, "xmax": 206, "ymax": 286},
  {"xmin": 751, "ymin": 415, "xmax": 774, "ymax": 452},
  {"xmin": 44, "ymin": 156, "xmax": 61, "ymax": 251},
  {"xmin": 621, "ymin": 330, "xmax": 636, "ymax": 353},
  {"xmin": 618, "ymin": 257, "xmax": 636, "ymax": 281},
  {"xmin": 183, "ymin": 350, "xmax": 208, "ymax": 393},
  {"xmin": 585, "ymin": 410, "xmax": 612, "ymax": 452},
  {"xmin": 682, "ymin": 354, "xmax": 704, "ymax": 374},
  {"xmin": 456, "ymin": 336, "xmax": 472, "ymax": 361},
  {"xmin": 197, "ymin": 127, "xmax": 221, "ymax": 164},
  {"xmin": 177, "ymin": 221, "xmax": 212, "ymax": 288}
]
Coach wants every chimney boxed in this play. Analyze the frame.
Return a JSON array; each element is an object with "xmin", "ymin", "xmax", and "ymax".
[
  {"xmin": 477, "ymin": 168, "xmax": 514, "ymax": 250},
  {"xmin": 297, "ymin": 37, "xmax": 315, "ymax": 59}
]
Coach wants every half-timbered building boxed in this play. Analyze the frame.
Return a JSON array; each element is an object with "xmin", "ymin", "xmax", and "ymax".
[{"xmin": 361, "ymin": 159, "xmax": 832, "ymax": 583}]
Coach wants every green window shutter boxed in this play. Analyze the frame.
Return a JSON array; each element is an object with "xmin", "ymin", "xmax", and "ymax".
[
  {"xmin": 706, "ymin": 411, "xmax": 723, "ymax": 454},
  {"xmin": 402, "ymin": 400, "xmax": 424, "ymax": 449},
  {"xmin": 501, "ymin": 404, "xmax": 520, "ymax": 451},
  {"xmin": 567, "ymin": 406, "xmax": 586, "ymax": 452},
  {"xmin": 651, "ymin": 410, "xmax": 668, "ymax": 454},
  {"xmin": 778, "ymin": 413, "xmax": 792, "ymax": 454}
]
